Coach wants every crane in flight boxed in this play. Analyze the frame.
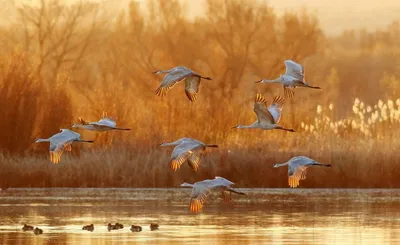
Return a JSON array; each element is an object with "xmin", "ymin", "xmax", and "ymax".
[
  {"xmin": 274, "ymin": 156, "xmax": 332, "ymax": 188},
  {"xmin": 180, "ymin": 176, "xmax": 246, "ymax": 213},
  {"xmin": 159, "ymin": 137, "xmax": 218, "ymax": 171},
  {"xmin": 34, "ymin": 129, "xmax": 94, "ymax": 164},
  {"xmin": 153, "ymin": 66, "xmax": 212, "ymax": 102},
  {"xmin": 255, "ymin": 60, "xmax": 321, "ymax": 98},
  {"xmin": 72, "ymin": 112, "xmax": 131, "ymax": 132},
  {"xmin": 233, "ymin": 93, "xmax": 295, "ymax": 132}
]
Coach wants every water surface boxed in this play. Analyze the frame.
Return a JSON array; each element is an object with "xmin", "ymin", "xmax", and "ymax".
[{"xmin": 0, "ymin": 188, "xmax": 399, "ymax": 244}]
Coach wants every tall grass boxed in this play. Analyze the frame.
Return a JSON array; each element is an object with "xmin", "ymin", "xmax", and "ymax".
[
  {"xmin": 0, "ymin": 52, "xmax": 73, "ymax": 154},
  {"xmin": 0, "ymin": 0, "xmax": 399, "ymax": 188}
]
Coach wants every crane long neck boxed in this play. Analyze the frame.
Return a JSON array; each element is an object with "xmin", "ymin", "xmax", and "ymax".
[
  {"xmin": 240, "ymin": 125, "xmax": 255, "ymax": 129},
  {"xmin": 160, "ymin": 140, "xmax": 181, "ymax": 146},
  {"xmin": 275, "ymin": 162, "xmax": 289, "ymax": 168},
  {"xmin": 263, "ymin": 77, "xmax": 282, "ymax": 84},
  {"xmin": 181, "ymin": 182, "xmax": 194, "ymax": 187},
  {"xmin": 236, "ymin": 122, "xmax": 258, "ymax": 129},
  {"xmin": 35, "ymin": 138, "xmax": 49, "ymax": 143}
]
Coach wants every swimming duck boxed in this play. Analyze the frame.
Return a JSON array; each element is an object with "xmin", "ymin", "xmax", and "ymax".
[
  {"xmin": 33, "ymin": 227, "xmax": 43, "ymax": 235},
  {"xmin": 150, "ymin": 223, "xmax": 159, "ymax": 231},
  {"xmin": 115, "ymin": 223, "xmax": 124, "ymax": 229},
  {"xmin": 107, "ymin": 223, "xmax": 123, "ymax": 231},
  {"xmin": 107, "ymin": 223, "xmax": 118, "ymax": 231},
  {"xmin": 130, "ymin": 225, "xmax": 142, "ymax": 232},
  {"xmin": 82, "ymin": 224, "xmax": 94, "ymax": 232},
  {"xmin": 22, "ymin": 224, "xmax": 34, "ymax": 231}
]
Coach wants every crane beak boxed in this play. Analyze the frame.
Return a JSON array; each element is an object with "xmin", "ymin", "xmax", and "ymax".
[{"xmin": 254, "ymin": 80, "xmax": 262, "ymax": 83}]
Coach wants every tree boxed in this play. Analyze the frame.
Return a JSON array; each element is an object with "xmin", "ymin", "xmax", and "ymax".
[
  {"xmin": 17, "ymin": 0, "xmax": 102, "ymax": 81},
  {"xmin": 205, "ymin": 0, "xmax": 279, "ymax": 99}
]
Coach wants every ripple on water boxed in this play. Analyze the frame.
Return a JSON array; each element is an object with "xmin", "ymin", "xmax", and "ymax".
[{"xmin": 0, "ymin": 188, "xmax": 400, "ymax": 245}]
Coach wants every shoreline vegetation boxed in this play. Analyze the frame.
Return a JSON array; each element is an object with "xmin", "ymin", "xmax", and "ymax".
[{"xmin": 0, "ymin": 0, "xmax": 399, "ymax": 188}]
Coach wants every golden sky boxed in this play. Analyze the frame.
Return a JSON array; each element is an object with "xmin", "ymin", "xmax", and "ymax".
[
  {"xmin": 187, "ymin": 0, "xmax": 400, "ymax": 35},
  {"xmin": 5, "ymin": 0, "xmax": 400, "ymax": 35}
]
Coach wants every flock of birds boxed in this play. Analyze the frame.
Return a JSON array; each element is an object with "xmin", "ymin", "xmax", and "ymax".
[
  {"xmin": 21, "ymin": 223, "xmax": 159, "ymax": 235},
  {"xmin": 33, "ymin": 59, "xmax": 332, "ymax": 214}
]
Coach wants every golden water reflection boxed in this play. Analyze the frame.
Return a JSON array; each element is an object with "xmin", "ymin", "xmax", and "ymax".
[{"xmin": 0, "ymin": 188, "xmax": 399, "ymax": 244}]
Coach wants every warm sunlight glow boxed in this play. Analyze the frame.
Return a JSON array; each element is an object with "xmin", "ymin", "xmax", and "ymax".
[{"xmin": 0, "ymin": 0, "xmax": 398, "ymax": 244}]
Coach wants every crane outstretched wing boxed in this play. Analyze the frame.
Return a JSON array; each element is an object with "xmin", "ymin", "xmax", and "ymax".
[
  {"xmin": 288, "ymin": 165, "xmax": 308, "ymax": 188},
  {"xmin": 284, "ymin": 60, "xmax": 304, "ymax": 81},
  {"xmin": 267, "ymin": 95, "xmax": 285, "ymax": 124},
  {"xmin": 96, "ymin": 118, "xmax": 116, "ymax": 128},
  {"xmin": 253, "ymin": 94, "xmax": 275, "ymax": 125},
  {"xmin": 169, "ymin": 142, "xmax": 203, "ymax": 171},
  {"xmin": 79, "ymin": 117, "xmax": 89, "ymax": 125},
  {"xmin": 184, "ymin": 75, "xmax": 201, "ymax": 102},
  {"xmin": 49, "ymin": 146, "xmax": 63, "ymax": 164},
  {"xmin": 187, "ymin": 147, "xmax": 205, "ymax": 171},
  {"xmin": 189, "ymin": 181, "xmax": 214, "ymax": 213},
  {"xmin": 48, "ymin": 130, "xmax": 80, "ymax": 164},
  {"xmin": 64, "ymin": 143, "xmax": 72, "ymax": 152},
  {"xmin": 155, "ymin": 68, "xmax": 192, "ymax": 97},
  {"xmin": 93, "ymin": 112, "xmax": 116, "ymax": 127},
  {"xmin": 287, "ymin": 157, "xmax": 315, "ymax": 187},
  {"xmin": 49, "ymin": 142, "xmax": 68, "ymax": 164},
  {"xmin": 188, "ymin": 177, "xmax": 240, "ymax": 213}
]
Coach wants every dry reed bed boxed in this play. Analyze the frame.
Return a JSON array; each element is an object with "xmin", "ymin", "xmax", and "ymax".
[{"xmin": 1, "ymin": 122, "xmax": 399, "ymax": 188}]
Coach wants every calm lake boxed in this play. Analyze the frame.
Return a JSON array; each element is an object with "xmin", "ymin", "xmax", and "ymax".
[{"xmin": 0, "ymin": 188, "xmax": 399, "ymax": 245}]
